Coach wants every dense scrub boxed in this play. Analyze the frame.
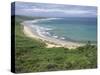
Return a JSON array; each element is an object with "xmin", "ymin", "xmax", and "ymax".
[{"xmin": 15, "ymin": 16, "xmax": 97, "ymax": 73}]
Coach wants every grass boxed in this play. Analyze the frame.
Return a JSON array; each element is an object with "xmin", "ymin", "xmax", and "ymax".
[{"xmin": 14, "ymin": 16, "xmax": 97, "ymax": 73}]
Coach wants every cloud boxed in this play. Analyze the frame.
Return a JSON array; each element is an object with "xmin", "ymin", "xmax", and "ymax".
[
  {"xmin": 17, "ymin": 8, "xmax": 96, "ymax": 16},
  {"xmin": 15, "ymin": 2, "xmax": 97, "ymax": 17}
]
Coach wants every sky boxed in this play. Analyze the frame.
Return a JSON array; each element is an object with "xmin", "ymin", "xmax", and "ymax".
[{"xmin": 12, "ymin": 2, "xmax": 97, "ymax": 17}]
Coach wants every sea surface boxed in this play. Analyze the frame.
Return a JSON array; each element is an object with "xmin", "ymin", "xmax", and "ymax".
[{"xmin": 30, "ymin": 17, "xmax": 97, "ymax": 43}]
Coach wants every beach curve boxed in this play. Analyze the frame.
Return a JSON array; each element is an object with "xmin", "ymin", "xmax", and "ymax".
[{"xmin": 21, "ymin": 20, "xmax": 85, "ymax": 49}]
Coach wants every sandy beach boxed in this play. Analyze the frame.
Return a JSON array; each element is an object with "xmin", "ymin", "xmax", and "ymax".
[{"xmin": 21, "ymin": 21, "xmax": 84, "ymax": 49}]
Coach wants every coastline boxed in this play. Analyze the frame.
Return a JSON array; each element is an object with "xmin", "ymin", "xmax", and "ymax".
[{"xmin": 21, "ymin": 20, "xmax": 84, "ymax": 49}]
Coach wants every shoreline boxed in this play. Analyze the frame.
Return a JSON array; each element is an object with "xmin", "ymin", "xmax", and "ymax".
[{"xmin": 21, "ymin": 20, "xmax": 85, "ymax": 49}]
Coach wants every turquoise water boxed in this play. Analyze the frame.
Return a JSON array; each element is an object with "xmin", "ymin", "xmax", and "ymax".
[{"xmin": 33, "ymin": 17, "xmax": 97, "ymax": 43}]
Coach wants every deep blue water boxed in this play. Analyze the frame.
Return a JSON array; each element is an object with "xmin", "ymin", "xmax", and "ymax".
[{"xmin": 33, "ymin": 17, "xmax": 97, "ymax": 43}]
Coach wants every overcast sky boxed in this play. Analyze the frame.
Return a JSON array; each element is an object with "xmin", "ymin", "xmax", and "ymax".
[{"xmin": 14, "ymin": 2, "xmax": 97, "ymax": 17}]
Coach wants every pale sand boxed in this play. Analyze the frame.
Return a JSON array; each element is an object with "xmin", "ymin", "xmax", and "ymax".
[{"xmin": 22, "ymin": 22, "xmax": 84, "ymax": 49}]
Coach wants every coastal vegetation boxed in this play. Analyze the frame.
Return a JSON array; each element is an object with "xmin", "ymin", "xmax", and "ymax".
[{"xmin": 14, "ymin": 16, "xmax": 97, "ymax": 73}]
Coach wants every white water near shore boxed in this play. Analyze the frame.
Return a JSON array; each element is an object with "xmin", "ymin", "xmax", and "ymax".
[{"xmin": 21, "ymin": 19, "xmax": 85, "ymax": 49}]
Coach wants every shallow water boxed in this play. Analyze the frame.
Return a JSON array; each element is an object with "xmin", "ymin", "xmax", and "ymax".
[{"xmin": 31, "ymin": 17, "xmax": 97, "ymax": 43}]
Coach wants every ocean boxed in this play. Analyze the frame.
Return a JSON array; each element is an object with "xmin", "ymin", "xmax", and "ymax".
[{"xmin": 30, "ymin": 17, "xmax": 97, "ymax": 43}]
